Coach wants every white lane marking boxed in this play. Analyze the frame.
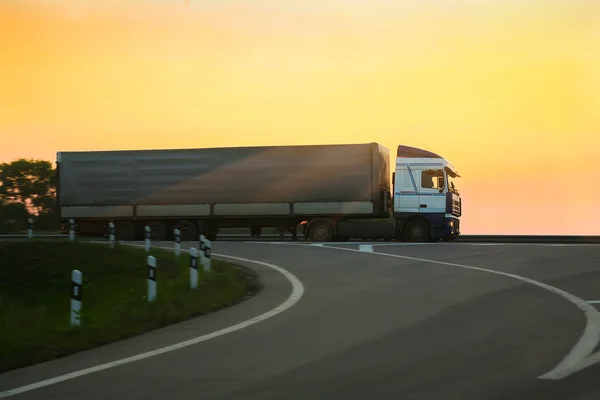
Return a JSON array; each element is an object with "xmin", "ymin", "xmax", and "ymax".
[
  {"xmin": 358, "ymin": 244, "xmax": 373, "ymax": 253},
  {"xmin": 588, "ymin": 301, "xmax": 600, "ymax": 304},
  {"xmin": 0, "ymin": 246, "xmax": 305, "ymax": 399},
  {"xmin": 246, "ymin": 241, "xmax": 287, "ymax": 245},
  {"xmin": 266, "ymin": 241, "xmax": 600, "ymax": 380}
]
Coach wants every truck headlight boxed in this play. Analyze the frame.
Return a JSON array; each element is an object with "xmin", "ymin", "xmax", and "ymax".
[{"xmin": 449, "ymin": 220, "xmax": 454, "ymax": 227}]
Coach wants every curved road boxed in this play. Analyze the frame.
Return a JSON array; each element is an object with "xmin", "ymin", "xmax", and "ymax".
[{"xmin": 2, "ymin": 241, "xmax": 600, "ymax": 399}]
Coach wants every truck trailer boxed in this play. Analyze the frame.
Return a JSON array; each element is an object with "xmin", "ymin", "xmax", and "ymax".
[{"xmin": 56, "ymin": 142, "xmax": 461, "ymax": 242}]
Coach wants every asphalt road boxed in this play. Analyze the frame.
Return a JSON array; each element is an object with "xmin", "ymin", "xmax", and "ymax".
[{"xmin": 1, "ymin": 241, "xmax": 600, "ymax": 399}]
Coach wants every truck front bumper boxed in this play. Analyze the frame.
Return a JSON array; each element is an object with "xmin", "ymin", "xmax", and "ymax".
[{"xmin": 442, "ymin": 217, "xmax": 460, "ymax": 238}]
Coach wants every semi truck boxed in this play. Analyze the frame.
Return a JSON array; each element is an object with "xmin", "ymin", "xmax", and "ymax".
[{"xmin": 56, "ymin": 142, "xmax": 461, "ymax": 242}]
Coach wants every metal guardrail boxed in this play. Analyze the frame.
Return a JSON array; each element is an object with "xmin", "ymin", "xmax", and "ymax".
[
  {"xmin": 1, "ymin": 233, "xmax": 599, "ymax": 244},
  {"xmin": 454, "ymin": 235, "xmax": 600, "ymax": 244},
  {"xmin": 217, "ymin": 234, "xmax": 600, "ymax": 244},
  {"xmin": 221, "ymin": 234, "xmax": 600, "ymax": 244}
]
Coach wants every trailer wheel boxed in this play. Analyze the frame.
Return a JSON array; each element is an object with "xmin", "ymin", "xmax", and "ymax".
[
  {"xmin": 146, "ymin": 220, "xmax": 167, "ymax": 241},
  {"xmin": 402, "ymin": 219, "xmax": 430, "ymax": 243},
  {"xmin": 115, "ymin": 220, "xmax": 136, "ymax": 241},
  {"xmin": 308, "ymin": 220, "xmax": 334, "ymax": 242},
  {"xmin": 174, "ymin": 220, "xmax": 197, "ymax": 241}
]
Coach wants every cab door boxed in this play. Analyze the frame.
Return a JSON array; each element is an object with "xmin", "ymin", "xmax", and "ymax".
[
  {"xmin": 394, "ymin": 167, "xmax": 419, "ymax": 213},
  {"xmin": 418, "ymin": 169, "xmax": 446, "ymax": 213}
]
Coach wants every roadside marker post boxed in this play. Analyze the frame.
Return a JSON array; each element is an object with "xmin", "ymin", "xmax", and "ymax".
[
  {"xmin": 203, "ymin": 238, "xmax": 212, "ymax": 273},
  {"xmin": 27, "ymin": 218, "xmax": 33, "ymax": 239},
  {"xmin": 70, "ymin": 270, "xmax": 82, "ymax": 327},
  {"xmin": 174, "ymin": 229, "xmax": 181, "ymax": 257},
  {"xmin": 147, "ymin": 256, "xmax": 157, "ymax": 302},
  {"xmin": 108, "ymin": 221, "xmax": 116, "ymax": 249},
  {"xmin": 189, "ymin": 247, "xmax": 198, "ymax": 289},
  {"xmin": 145, "ymin": 225, "xmax": 151, "ymax": 252},
  {"xmin": 199, "ymin": 234, "xmax": 206, "ymax": 266},
  {"xmin": 69, "ymin": 219, "xmax": 75, "ymax": 241}
]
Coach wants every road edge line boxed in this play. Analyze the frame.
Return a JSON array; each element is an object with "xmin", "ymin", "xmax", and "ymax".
[
  {"xmin": 269, "ymin": 241, "xmax": 600, "ymax": 380},
  {"xmin": 0, "ymin": 245, "xmax": 305, "ymax": 399}
]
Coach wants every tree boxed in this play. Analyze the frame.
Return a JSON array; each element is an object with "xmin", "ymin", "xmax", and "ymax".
[
  {"xmin": 0, "ymin": 202, "xmax": 30, "ymax": 234},
  {"xmin": 0, "ymin": 159, "xmax": 57, "ymax": 215}
]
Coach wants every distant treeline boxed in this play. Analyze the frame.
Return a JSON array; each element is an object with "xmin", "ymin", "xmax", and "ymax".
[{"xmin": 0, "ymin": 159, "xmax": 60, "ymax": 233}]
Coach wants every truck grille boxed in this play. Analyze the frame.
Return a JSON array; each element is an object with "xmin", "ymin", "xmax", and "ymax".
[{"xmin": 452, "ymin": 196, "xmax": 461, "ymax": 216}]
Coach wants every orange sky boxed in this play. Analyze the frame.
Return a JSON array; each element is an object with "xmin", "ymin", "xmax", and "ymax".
[{"xmin": 1, "ymin": 0, "xmax": 599, "ymax": 234}]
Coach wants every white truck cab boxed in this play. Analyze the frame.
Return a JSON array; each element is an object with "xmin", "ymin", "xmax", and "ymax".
[{"xmin": 393, "ymin": 145, "xmax": 462, "ymax": 242}]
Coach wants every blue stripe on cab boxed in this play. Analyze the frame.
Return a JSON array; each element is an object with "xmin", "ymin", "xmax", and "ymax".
[
  {"xmin": 397, "ymin": 163, "xmax": 444, "ymax": 167},
  {"xmin": 395, "ymin": 192, "xmax": 445, "ymax": 196}
]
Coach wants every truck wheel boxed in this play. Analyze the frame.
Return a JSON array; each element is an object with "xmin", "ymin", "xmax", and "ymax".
[
  {"xmin": 174, "ymin": 220, "xmax": 197, "ymax": 241},
  {"xmin": 308, "ymin": 221, "xmax": 334, "ymax": 242},
  {"xmin": 146, "ymin": 221, "xmax": 166, "ymax": 241},
  {"xmin": 116, "ymin": 220, "xmax": 136, "ymax": 241},
  {"xmin": 402, "ymin": 219, "xmax": 430, "ymax": 243}
]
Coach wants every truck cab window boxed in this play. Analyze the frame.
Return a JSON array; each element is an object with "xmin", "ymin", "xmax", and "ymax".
[{"xmin": 421, "ymin": 170, "xmax": 444, "ymax": 190}]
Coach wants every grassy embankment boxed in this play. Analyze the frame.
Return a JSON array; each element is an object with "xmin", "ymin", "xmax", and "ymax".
[{"xmin": 0, "ymin": 240, "xmax": 259, "ymax": 373}]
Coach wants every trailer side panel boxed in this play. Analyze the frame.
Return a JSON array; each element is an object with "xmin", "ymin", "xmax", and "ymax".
[{"xmin": 58, "ymin": 143, "xmax": 383, "ymax": 217}]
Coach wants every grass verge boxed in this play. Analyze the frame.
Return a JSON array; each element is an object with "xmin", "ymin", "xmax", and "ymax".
[{"xmin": 0, "ymin": 240, "xmax": 261, "ymax": 373}]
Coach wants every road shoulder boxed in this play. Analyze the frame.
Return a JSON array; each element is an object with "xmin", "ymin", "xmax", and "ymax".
[{"xmin": 0, "ymin": 254, "xmax": 294, "ymax": 393}]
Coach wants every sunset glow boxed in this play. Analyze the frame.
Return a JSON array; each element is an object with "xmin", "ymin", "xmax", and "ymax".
[{"xmin": 1, "ymin": 0, "xmax": 599, "ymax": 234}]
